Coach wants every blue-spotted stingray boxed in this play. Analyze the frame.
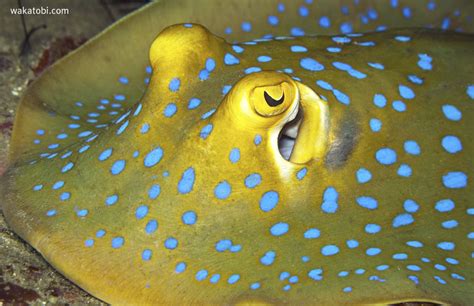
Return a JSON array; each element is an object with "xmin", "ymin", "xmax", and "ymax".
[{"xmin": 1, "ymin": 0, "xmax": 474, "ymax": 304}]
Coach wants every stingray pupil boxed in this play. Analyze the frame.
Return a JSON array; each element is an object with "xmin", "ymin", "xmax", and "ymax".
[{"xmin": 264, "ymin": 91, "xmax": 285, "ymax": 107}]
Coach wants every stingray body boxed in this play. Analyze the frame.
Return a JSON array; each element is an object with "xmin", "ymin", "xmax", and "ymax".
[{"xmin": 1, "ymin": 0, "xmax": 474, "ymax": 305}]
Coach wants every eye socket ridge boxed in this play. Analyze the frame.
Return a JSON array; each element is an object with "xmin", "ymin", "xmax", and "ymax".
[{"xmin": 264, "ymin": 91, "xmax": 285, "ymax": 107}]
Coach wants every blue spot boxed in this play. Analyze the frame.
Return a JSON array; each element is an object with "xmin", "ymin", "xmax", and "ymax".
[
  {"xmin": 290, "ymin": 27, "xmax": 305, "ymax": 36},
  {"xmin": 366, "ymin": 248, "xmax": 381, "ymax": 256},
  {"xmin": 402, "ymin": 6, "xmax": 411, "ymax": 18},
  {"xmin": 442, "ymin": 105, "xmax": 462, "ymax": 121},
  {"xmin": 442, "ymin": 220, "xmax": 458, "ymax": 229},
  {"xmin": 257, "ymin": 55, "xmax": 272, "ymax": 63},
  {"xmin": 140, "ymin": 123, "xmax": 150, "ymax": 134},
  {"xmin": 308, "ymin": 269, "xmax": 323, "ymax": 281},
  {"xmin": 437, "ymin": 242, "xmax": 455, "ymax": 251},
  {"xmin": 300, "ymin": 58, "xmax": 324, "ymax": 72},
  {"xmin": 144, "ymin": 147, "xmax": 163, "ymax": 168},
  {"xmin": 392, "ymin": 100, "xmax": 406, "ymax": 112},
  {"xmin": 229, "ymin": 148, "xmax": 240, "ymax": 163},
  {"xmin": 52, "ymin": 181, "xmax": 64, "ymax": 190},
  {"xmin": 178, "ymin": 167, "xmax": 195, "ymax": 194},
  {"xmin": 346, "ymin": 240, "xmax": 359, "ymax": 248},
  {"xmin": 321, "ymin": 187, "xmax": 338, "ymax": 213},
  {"xmin": 200, "ymin": 124, "xmax": 213, "ymax": 139},
  {"xmin": 201, "ymin": 109, "xmax": 215, "ymax": 119},
  {"xmin": 145, "ymin": 220, "xmax": 158, "ymax": 234},
  {"xmin": 397, "ymin": 164, "xmax": 412, "ymax": 177},
  {"xmin": 407, "ymin": 265, "xmax": 421, "ymax": 271},
  {"xmin": 163, "ymin": 103, "xmax": 177, "ymax": 117},
  {"xmin": 164, "ymin": 237, "xmax": 178, "ymax": 250},
  {"xmin": 435, "ymin": 199, "xmax": 455, "ymax": 212},
  {"xmin": 408, "ymin": 275, "xmax": 419, "ymax": 284},
  {"xmin": 60, "ymin": 192, "xmax": 70, "ymax": 201},
  {"xmin": 222, "ymin": 85, "xmax": 232, "ymax": 95},
  {"xmin": 260, "ymin": 191, "xmax": 279, "ymax": 212},
  {"xmin": 327, "ymin": 47, "xmax": 341, "ymax": 53},
  {"xmin": 111, "ymin": 237, "xmax": 124, "ymax": 248},
  {"xmin": 84, "ymin": 239, "xmax": 94, "ymax": 247},
  {"xmin": 404, "ymin": 199, "xmax": 419, "ymax": 213},
  {"xmin": 228, "ymin": 274, "xmax": 240, "ymax": 284},
  {"xmin": 260, "ymin": 250, "xmax": 276, "ymax": 266},
  {"xmin": 244, "ymin": 67, "xmax": 262, "ymax": 74},
  {"xmin": 392, "ymin": 213, "xmax": 414, "ymax": 228},
  {"xmin": 297, "ymin": 168, "xmax": 307, "ymax": 180},
  {"xmin": 215, "ymin": 239, "xmax": 232, "ymax": 252},
  {"xmin": 299, "ymin": 5, "xmax": 309, "ymax": 17},
  {"xmin": 375, "ymin": 148, "xmax": 397, "ymax": 165},
  {"xmin": 196, "ymin": 270, "xmax": 208, "ymax": 281},
  {"xmin": 332, "ymin": 36, "xmax": 351, "ymax": 44},
  {"xmin": 356, "ymin": 168, "xmax": 372, "ymax": 183},
  {"xmin": 199, "ymin": 69, "xmax": 210, "ymax": 80},
  {"xmin": 340, "ymin": 22, "xmax": 353, "ymax": 34},
  {"xmin": 224, "ymin": 53, "xmax": 240, "ymax": 65},
  {"xmin": 319, "ymin": 16, "xmax": 330, "ymax": 28},
  {"xmin": 268, "ymin": 15, "xmax": 279, "ymax": 26},
  {"xmin": 209, "ymin": 274, "xmax": 221, "ymax": 284},
  {"xmin": 467, "ymin": 85, "xmax": 474, "ymax": 99},
  {"xmin": 214, "ymin": 181, "xmax": 231, "ymax": 199},
  {"xmin": 148, "ymin": 184, "xmax": 161, "ymax": 200},
  {"xmin": 135, "ymin": 205, "xmax": 149, "ymax": 219},
  {"xmin": 417, "ymin": 53, "xmax": 432, "ymax": 70},
  {"xmin": 114, "ymin": 94, "xmax": 125, "ymax": 101},
  {"xmin": 304, "ymin": 228, "xmax": 320, "ymax": 239},
  {"xmin": 434, "ymin": 276, "xmax": 447, "ymax": 284},
  {"xmin": 141, "ymin": 249, "xmax": 152, "ymax": 261},
  {"xmin": 373, "ymin": 94, "xmax": 387, "ymax": 108},
  {"xmin": 365, "ymin": 224, "xmax": 381, "ymax": 234},
  {"xmin": 356, "ymin": 196, "xmax": 378, "ymax": 210},
  {"xmin": 408, "ymin": 74, "xmax": 423, "ymax": 84},
  {"xmin": 182, "ymin": 211, "xmax": 197, "ymax": 225},
  {"xmin": 205, "ymin": 58, "xmax": 216, "ymax": 71},
  {"xmin": 369, "ymin": 118, "xmax": 382, "ymax": 132},
  {"xmin": 393, "ymin": 253, "xmax": 408, "ymax": 260},
  {"xmin": 368, "ymin": 62, "xmax": 384, "ymax": 70},
  {"xmin": 250, "ymin": 282, "xmax": 261, "ymax": 290},
  {"xmin": 188, "ymin": 98, "xmax": 201, "ymax": 109},
  {"xmin": 231, "ymin": 45, "xmax": 244, "ymax": 53},
  {"xmin": 404, "ymin": 140, "xmax": 421, "ymax": 155},
  {"xmin": 105, "ymin": 194, "xmax": 118, "ymax": 206},
  {"xmin": 46, "ymin": 209, "xmax": 56, "ymax": 217},
  {"xmin": 441, "ymin": 135, "xmax": 462, "ymax": 154},
  {"xmin": 270, "ymin": 222, "xmax": 289, "ymax": 236},
  {"xmin": 343, "ymin": 287, "xmax": 352, "ymax": 293},
  {"xmin": 245, "ymin": 173, "xmax": 262, "ymax": 188},
  {"xmin": 96, "ymin": 230, "xmax": 106, "ymax": 238},
  {"xmin": 406, "ymin": 241, "xmax": 423, "ymax": 248},
  {"xmin": 399, "ymin": 84, "xmax": 415, "ymax": 99},
  {"xmin": 321, "ymin": 245, "xmax": 339, "ymax": 256},
  {"xmin": 395, "ymin": 35, "xmax": 411, "ymax": 42},
  {"xmin": 175, "ymin": 262, "xmax": 186, "ymax": 273},
  {"xmin": 169, "ymin": 78, "xmax": 180, "ymax": 92},
  {"xmin": 291, "ymin": 45, "xmax": 307, "ymax": 53},
  {"xmin": 110, "ymin": 160, "xmax": 126, "ymax": 175},
  {"xmin": 333, "ymin": 89, "xmax": 350, "ymax": 105},
  {"xmin": 316, "ymin": 80, "xmax": 333, "ymax": 91},
  {"xmin": 289, "ymin": 276, "xmax": 299, "ymax": 284},
  {"xmin": 442, "ymin": 172, "xmax": 467, "ymax": 189},
  {"xmin": 61, "ymin": 162, "xmax": 74, "ymax": 173},
  {"xmin": 254, "ymin": 134, "xmax": 262, "ymax": 145},
  {"xmin": 241, "ymin": 21, "xmax": 252, "ymax": 32}
]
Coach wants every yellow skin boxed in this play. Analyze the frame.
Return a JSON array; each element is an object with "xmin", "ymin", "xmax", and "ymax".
[{"xmin": 1, "ymin": 0, "xmax": 474, "ymax": 305}]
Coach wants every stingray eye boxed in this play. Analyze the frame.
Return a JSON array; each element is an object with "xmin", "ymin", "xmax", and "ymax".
[
  {"xmin": 264, "ymin": 91, "xmax": 285, "ymax": 107},
  {"xmin": 251, "ymin": 81, "xmax": 295, "ymax": 117}
]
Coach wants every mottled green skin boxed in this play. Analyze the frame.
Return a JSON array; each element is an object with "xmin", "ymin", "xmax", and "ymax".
[{"xmin": 1, "ymin": 0, "xmax": 474, "ymax": 305}]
